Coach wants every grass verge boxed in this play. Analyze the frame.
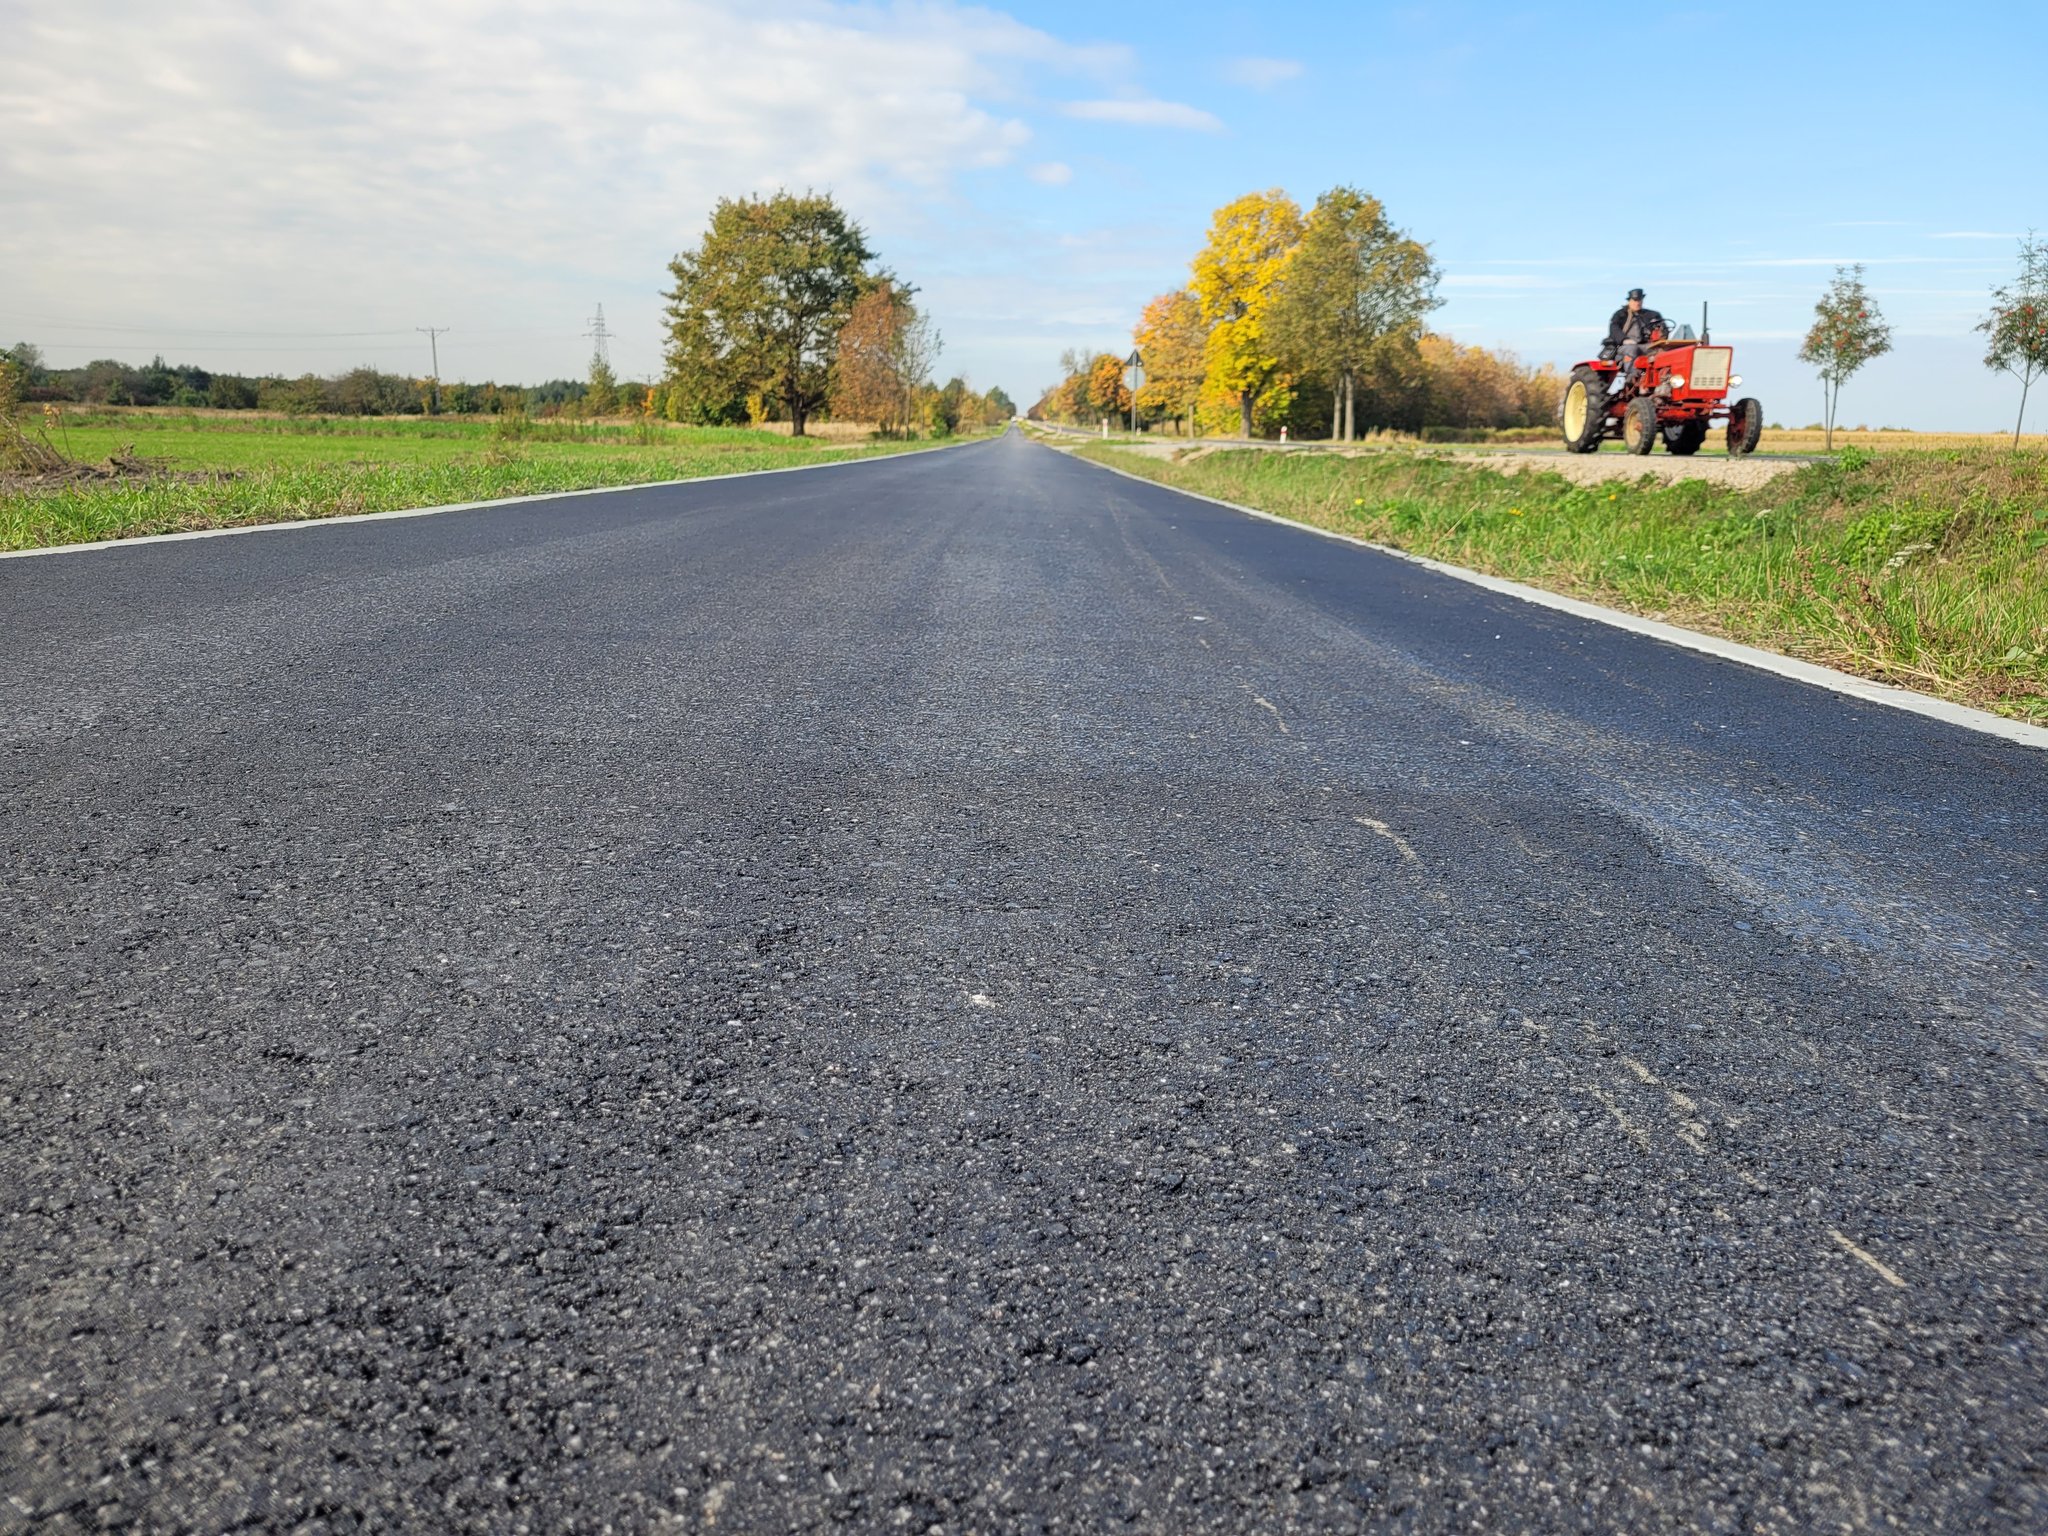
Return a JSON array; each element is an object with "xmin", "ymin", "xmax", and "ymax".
[
  {"xmin": 2, "ymin": 416, "xmax": 950, "ymax": 552},
  {"xmin": 1075, "ymin": 442, "xmax": 2048, "ymax": 723}
]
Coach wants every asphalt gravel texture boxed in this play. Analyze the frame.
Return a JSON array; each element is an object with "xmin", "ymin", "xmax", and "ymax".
[{"xmin": 4, "ymin": 428, "xmax": 2045, "ymax": 1533}]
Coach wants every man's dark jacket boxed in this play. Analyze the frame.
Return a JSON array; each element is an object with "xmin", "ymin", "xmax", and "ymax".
[{"xmin": 1607, "ymin": 306, "xmax": 1666, "ymax": 347}]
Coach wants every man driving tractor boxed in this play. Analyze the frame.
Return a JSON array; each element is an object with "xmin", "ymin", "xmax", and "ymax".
[
  {"xmin": 1605, "ymin": 288, "xmax": 1665, "ymax": 393},
  {"xmin": 1559, "ymin": 289, "xmax": 1761, "ymax": 456}
]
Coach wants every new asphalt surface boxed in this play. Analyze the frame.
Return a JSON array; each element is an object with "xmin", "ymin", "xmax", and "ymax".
[{"xmin": 4, "ymin": 428, "xmax": 2045, "ymax": 1533}]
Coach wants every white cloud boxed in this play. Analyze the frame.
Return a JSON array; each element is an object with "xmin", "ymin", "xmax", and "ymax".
[
  {"xmin": 282, "ymin": 45, "xmax": 346, "ymax": 81},
  {"xmin": 1060, "ymin": 98, "xmax": 1224, "ymax": 131},
  {"xmin": 0, "ymin": 1, "xmax": 1141, "ymax": 383},
  {"xmin": 1222, "ymin": 56, "xmax": 1304, "ymax": 90},
  {"xmin": 1930, "ymin": 231, "xmax": 2022, "ymax": 240},
  {"xmin": 1028, "ymin": 161, "xmax": 1074, "ymax": 186}
]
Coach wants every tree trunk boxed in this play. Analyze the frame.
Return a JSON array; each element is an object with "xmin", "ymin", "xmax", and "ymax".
[
  {"xmin": 1331, "ymin": 376, "xmax": 1343, "ymax": 441},
  {"xmin": 1240, "ymin": 391, "xmax": 1254, "ymax": 439},
  {"xmin": 1344, "ymin": 373, "xmax": 1356, "ymax": 442},
  {"xmin": 2016, "ymin": 371, "xmax": 2032, "ymax": 448}
]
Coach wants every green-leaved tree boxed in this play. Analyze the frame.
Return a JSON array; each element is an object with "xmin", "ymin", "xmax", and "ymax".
[
  {"xmin": 1979, "ymin": 232, "xmax": 2048, "ymax": 447},
  {"xmin": 1798, "ymin": 264, "xmax": 1891, "ymax": 450},
  {"xmin": 664, "ymin": 191, "xmax": 875, "ymax": 436},
  {"xmin": 585, "ymin": 352, "xmax": 619, "ymax": 417},
  {"xmin": 1265, "ymin": 187, "xmax": 1439, "ymax": 442}
]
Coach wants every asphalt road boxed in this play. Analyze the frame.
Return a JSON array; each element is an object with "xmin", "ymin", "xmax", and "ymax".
[{"xmin": 4, "ymin": 429, "xmax": 2044, "ymax": 1533}]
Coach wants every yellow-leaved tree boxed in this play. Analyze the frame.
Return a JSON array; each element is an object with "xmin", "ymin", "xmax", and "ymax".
[
  {"xmin": 1263, "ymin": 187, "xmax": 1438, "ymax": 442},
  {"xmin": 1133, "ymin": 290, "xmax": 1207, "ymax": 436},
  {"xmin": 1190, "ymin": 189, "xmax": 1304, "ymax": 438},
  {"xmin": 1086, "ymin": 352, "xmax": 1131, "ymax": 424}
]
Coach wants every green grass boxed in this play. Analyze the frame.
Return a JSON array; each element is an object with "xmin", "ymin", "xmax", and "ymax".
[
  {"xmin": 2, "ymin": 415, "xmax": 946, "ymax": 550},
  {"xmin": 1076, "ymin": 442, "xmax": 2048, "ymax": 722}
]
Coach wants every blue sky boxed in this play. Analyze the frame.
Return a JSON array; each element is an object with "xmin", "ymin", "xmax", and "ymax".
[{"xmin": 4, "ymin": 2, "xmax": 2041, "ymax": 429}]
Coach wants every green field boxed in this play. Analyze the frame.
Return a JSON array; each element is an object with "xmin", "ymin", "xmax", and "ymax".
[
  {"xmin": 2, "ymin": 412, "xmax": 948, "ymax": 551},
  {"xmin": 1075, "ymin": 441, "xmax": 2048, "ymax": 722}
]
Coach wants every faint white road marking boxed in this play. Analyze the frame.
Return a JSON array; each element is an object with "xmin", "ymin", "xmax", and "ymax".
[
  {"xmin": 1828, "ymin": 1229, "xmax": 1908, "ymax": 1289},
  {"xmin": 966, "ymin": 991, "xmax": 997, "ymax": 1009},
  {"xmin": 1587, "ymin": 1084, "xmax": 1651, "ymax": 1150},
  {"xmin": 1353, "ymin": 816, "xmax": 1419, "ymax": 863},
  {"xmin": 1621, "ymin": 1056, "xmax": 1713, "ymax": 1150},
  {"xmin": 1252, "ymin": 696, "xmax": 1291, "ymax": 734}
]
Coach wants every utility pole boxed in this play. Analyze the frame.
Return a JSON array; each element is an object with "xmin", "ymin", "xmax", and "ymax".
[{"xmin": 416, "ymin": 326, "xmax": 448, "ymax": 414}]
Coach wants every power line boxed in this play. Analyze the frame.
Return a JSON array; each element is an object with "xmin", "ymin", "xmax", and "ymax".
[
  {"xmin": 28, "ymin": 341, "xmax": 445, "ymax": 355},
  {"xmin": 10, "ymin": 319, "xmax": 420, "ymax": 338},
  {"xmin": 9, "ymin": 318, "xmax": 599, "ymax": 341}
]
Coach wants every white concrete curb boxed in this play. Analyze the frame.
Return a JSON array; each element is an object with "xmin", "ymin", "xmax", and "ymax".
[
  {"xmin": 0, "ymin": 436, "xmax": 976, "ymax": 561},
  {"xmin": 1060, "ymin": 443, "xmax": 2048, "ymax": 753}
]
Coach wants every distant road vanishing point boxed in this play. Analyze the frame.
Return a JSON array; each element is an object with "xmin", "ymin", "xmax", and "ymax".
[{"xmin": 5, "ymin": 429, "xmax": 2044, "ymax": 1532}]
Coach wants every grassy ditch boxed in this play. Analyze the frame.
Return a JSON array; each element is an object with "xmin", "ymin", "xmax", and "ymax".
[
  {"xmin": 1076, "ymin": 442, "xmax": 2048, "ymax": 722},
  {"xmin": 1, "ymin": 414, "xmax": 949, "ymax": 551}
]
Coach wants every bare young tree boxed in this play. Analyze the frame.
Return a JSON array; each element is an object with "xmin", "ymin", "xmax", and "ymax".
[
  {"xmin": 1797, "ymin": 264, "xmax": 1892, "ymax": 450},
  {"xmin": 895, "ymin": 308, "xmax": 942, "ymax": 436},
  {"xmin": 1979, "ymin": 232, "xmax": 2048, "ymax": 447}
]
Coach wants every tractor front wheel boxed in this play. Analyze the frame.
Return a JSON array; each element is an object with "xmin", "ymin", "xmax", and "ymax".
[
  {"xmin": 1662, "ymin": 419, "xmax": 1707, "ymax": 456},
  {"xmin": 1727, "ymin": 397, "xmax": 1763, "ymax": 455},
  {"xmin": 1560, "ymin": 368, "xmax": 1608, "ymax": 453},
  {"xmin": 1622, "ymin": 397, "xmax": 1659, "ymax": 455}
]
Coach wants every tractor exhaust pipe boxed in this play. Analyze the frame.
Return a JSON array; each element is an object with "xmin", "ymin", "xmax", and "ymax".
[{"xmin": 1702, "ymin": 302, "xmax": 1710, "ymax": 345}]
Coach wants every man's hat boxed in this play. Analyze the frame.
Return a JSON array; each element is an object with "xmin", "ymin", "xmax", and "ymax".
[{"xmin": 1626, "ymin": 288, "xmax": 1646, "ymax": 300}]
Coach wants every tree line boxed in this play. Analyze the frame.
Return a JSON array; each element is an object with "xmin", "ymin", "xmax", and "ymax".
[
  {"xmin": 0, "ymin": 344, "xmax": 628, "ymax": 419},
  {"xmin": 1032, "ymin": 186, "xmax": 1563, "ymax": 441},
  {"xmin": 658, "ymin": 190, "xmax": 1011, "ymax": 436}
]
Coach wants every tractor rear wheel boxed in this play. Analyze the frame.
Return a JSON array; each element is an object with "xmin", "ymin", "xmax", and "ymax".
[
  {"xmin": 1560, "ymin": 368, "xmax": 1607, "ymax": 453},
  {"xmin": 1662, "ymin": 419, "xmax": 1707, "ymax": 455},
  {"xmin": 1727, "ymin": 397, "xmax": 1763, "ymax": 455},
  {"xmin": 1622, "ymin": 397, "xmax": 1659, "ymax": 455}
]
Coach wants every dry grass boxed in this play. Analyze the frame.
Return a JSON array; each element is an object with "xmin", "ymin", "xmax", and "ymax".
[
  {"xmin": 750, "ymin": 419, "xmax": 884, "ymax": 442},
  {"xmin": 1757, "ymin": 428, "xmax": 2046, "ymax": 454}
]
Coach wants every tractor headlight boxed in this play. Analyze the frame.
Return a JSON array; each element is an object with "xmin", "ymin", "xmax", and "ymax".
[
  {"xmin": 1729, "ymin": 375, "xmax": 1743, "ymax": 388},
  {"xmin": 1669, "ymin": 373, "xmax": 1687, "ymax": 390}
]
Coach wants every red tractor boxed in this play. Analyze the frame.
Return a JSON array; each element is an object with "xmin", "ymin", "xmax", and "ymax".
[{"xmin": 1559, "ymin": 311, "xmax": 1763, "ymax": 456}]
